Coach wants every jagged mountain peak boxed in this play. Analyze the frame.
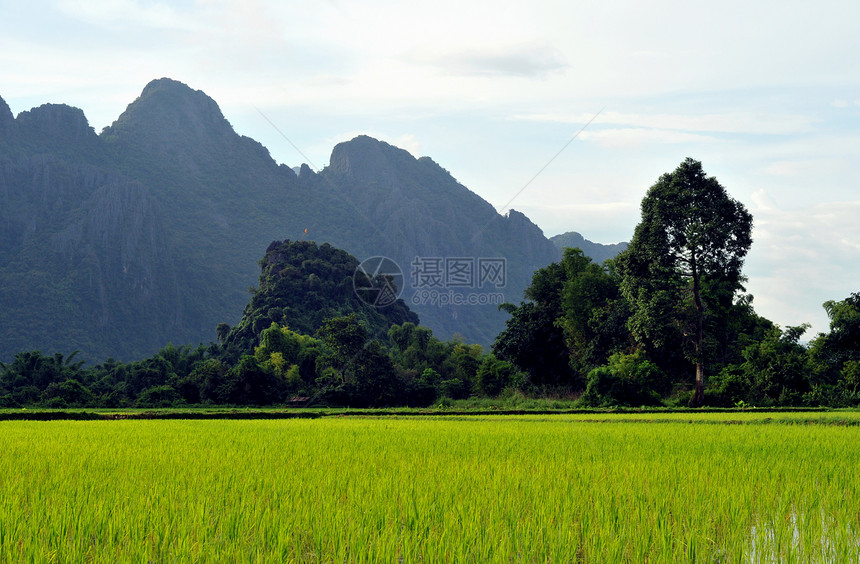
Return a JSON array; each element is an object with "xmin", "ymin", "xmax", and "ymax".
[
  {"xmin": 550, "ymin": 231, "xmax": 628, "ymax": 264},
  {"xmin": 137, "ymin": 77, "xmax": 224, "ymax": 122},
  {"xmin": 327, "ymin": 135, "xmax": 418, "ymax": 182},
  {"xmin": 324, "ymin": 134, "xmax": 497, "ymax": 219},
  {"xmin": 101, "ymin": 78, "xmax": 279, "ymax": 178},
  {"xmin": 506, "ymin": 209, "xmax": 539, "ymax": 228},
  {"xmin": 141, "ymin": 76, "xmax": 196, "ymax": 96},
  {"xmin": 0, "ymin": 95, "xmax": 14, "ymax": 133},
  {"xmin": 103, "ymin": 77, "xmax": 231, "ymax": 144},
  {"xmin": 15, "ymin": 103, "xmax": 98, "ymax": 149},
  {"xmin": 505, "ymin": 209, "xmax": 553, "ymax": 244},
  {"xmin": 135, "ymin": 77, "xmax": 219, "ymax": 113}
]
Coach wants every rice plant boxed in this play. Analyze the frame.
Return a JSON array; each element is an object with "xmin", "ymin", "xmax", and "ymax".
[{"xmin": 1, "ymin": 415, "xmax": 858, "ymax": 562}]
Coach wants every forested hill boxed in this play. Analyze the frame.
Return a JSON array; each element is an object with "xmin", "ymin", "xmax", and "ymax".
[
  {"xmin": 0, "ymin": 78, "xmax": 607, "ymax": 362},
  {"xmin": 220, "ymin": 239, "xmax": 419, "ymax": 361}
]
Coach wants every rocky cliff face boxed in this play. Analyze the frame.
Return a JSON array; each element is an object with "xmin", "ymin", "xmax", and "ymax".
[
  {"xmin": 52, "ymin": 180, "xmax": 179, "ymax": 325},
  {"xmin": 0, "ymin": 156, "xmax": 107, "ymax": 261},
  {"xmin": 0, "ymin": 151, "xmax": 181, "ymax": 360}
]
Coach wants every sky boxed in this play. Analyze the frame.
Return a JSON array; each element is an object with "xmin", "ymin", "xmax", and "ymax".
[{"xmin": 2, "ymin": 0, "xmax": 859, "ymax": 337}]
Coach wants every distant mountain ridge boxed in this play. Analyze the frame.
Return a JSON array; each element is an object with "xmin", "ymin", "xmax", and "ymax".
[
  {"xmin": 1, "ymin": 78, "xmax": 611, "ymax": 361},
  {"xmin": 550, "ymin": 232, "xmax": 628, "ymax": 264}
]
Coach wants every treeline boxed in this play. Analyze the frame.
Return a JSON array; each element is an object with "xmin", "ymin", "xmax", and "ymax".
[
  {"xmin": 0, "ymin": 318, "xmax": 511, "ymax": 409},
  {"xmin": 2, "ymin": 159, "xmax": 858, "ymax": 409},
  {"xmin": 0, "ymin": 271, "xmax": 857, "ymax": 410},
  {"xmin": 493, "ymin": 249, "xmax": 860, "ymax": 408},
  {"xmin": 1, "ymin": 281, "xmax": 856, "ymax": 409}
]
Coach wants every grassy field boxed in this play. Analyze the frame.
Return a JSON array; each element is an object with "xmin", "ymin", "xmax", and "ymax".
[{"xmin": 1, "ymin": 414, "xmax": 859, "ymax": 562}]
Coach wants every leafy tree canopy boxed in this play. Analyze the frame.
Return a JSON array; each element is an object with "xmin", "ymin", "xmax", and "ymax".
[{"xmin": 618, "ymin": 158, "xmax": 752, "ymax": 406}]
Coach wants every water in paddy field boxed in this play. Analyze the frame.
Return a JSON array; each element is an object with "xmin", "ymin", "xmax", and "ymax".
[{"xmin": 745, "ymin": 509, "xmax": 860, "ymax": 563}]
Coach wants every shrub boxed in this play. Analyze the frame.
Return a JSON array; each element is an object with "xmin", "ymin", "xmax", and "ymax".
[{"xmin": 579, "ymin": 351, "xmax": 665, "ymax": 407}]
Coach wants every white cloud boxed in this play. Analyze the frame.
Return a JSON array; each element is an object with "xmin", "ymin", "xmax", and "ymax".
[
  {"xmin": 390, "ymin": 133, "xmax": 422, "ymax": 157},
  {"xmin": 762, "ymin": 158, "xmax": 843, "ymax": 178},
  {"xmin": 745, "ymin": 197, "xmax": 860, "ymax": 335},
  {"xmin": 831, "ymin": 99, "xmax": 860, "ymax": 109},
  {"xmin": 412, "ymin": 43, "xmax": 568, "ymax": 78},
  {"xmin": 513, "ymin": 110, "xmax": 818, "ymax": 136},
  {"xmin": 579, "ymin": 128, "xmax": 720, "ymax": 148},
  {"xmin": 55, "ymin": 0, "xmax": 195, "ymax": 30}
]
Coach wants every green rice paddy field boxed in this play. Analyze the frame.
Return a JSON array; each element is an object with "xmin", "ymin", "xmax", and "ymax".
[{"xmin": 2, "ymin": 412, "xmax": 859, "ymax": 562}]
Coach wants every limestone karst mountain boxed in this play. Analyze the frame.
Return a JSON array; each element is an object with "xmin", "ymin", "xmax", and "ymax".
[{"xmin": 1, "ymin": 78, "xmax": 610, "ymax": 361}]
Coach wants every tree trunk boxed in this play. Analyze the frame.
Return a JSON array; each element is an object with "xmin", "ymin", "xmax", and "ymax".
[
  {"xmin": 690, "ymin": 308, "xmax": 705, "ymax": 406},
  {"xmin": 689, "ymin": 256, "xmax": 705, "ymax": 407},
  {"xmin": 691, "ymin": 359, "xmax": 705, "ymax": 407}
]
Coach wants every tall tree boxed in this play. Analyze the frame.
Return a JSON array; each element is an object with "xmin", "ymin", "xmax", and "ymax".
[
  {"xmin": 618, "ymin": 158, "xmax": 752, "ymax": 406},
  {"xmin": 492, "ymin": 262, "xmax": 576, "ymax": 388},
  {"xmin": 808, "ymin": 292, "xmax": 860, "ymax": 386},
  {"xmin": 821, "ymin": 293, "xmax": 860, "ymax": 360},
  {"xmin": 558, "ymin": 249, "xmax": 628, "ymax": 375}
]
